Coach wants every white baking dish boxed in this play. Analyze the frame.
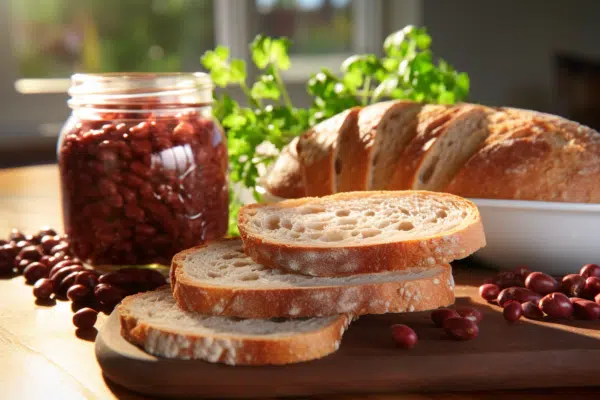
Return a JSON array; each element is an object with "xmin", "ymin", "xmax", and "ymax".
[{"xmin": 470, "ymin": 198, "xmax": 600, "ymax": 275}]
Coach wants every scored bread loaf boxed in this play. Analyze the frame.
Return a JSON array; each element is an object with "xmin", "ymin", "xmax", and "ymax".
[
  {"xmin": 336, "ymin": 100, "xmax": 422, "ymax": 192},
  {"xmin": 118, "ymin": 287, "xmax": 351, "ymax": 365},
  {"xmin": 170, "ymin": 238, "xmax": 455, "ymax": 318},
  {"xmin": 238, "ymin": 191, "xmax": 485, "ymax": 277},
  {"xmin": 298, "ymin": 107, "xmax": 360, "ymax": 196},
  {"xmin": 263, "ymin": 137, "xmax": 305, "ymax": 199},
  {"xmin": 264, "ymin": 102, "xmax": 600, "ymax": 203}
]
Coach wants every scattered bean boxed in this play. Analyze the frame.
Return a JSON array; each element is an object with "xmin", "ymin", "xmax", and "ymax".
[
  {"xmin": 497, "ymin": 287, "xmax": 542, "ymax": 307},
  {"xmin": 584, "ymin": 277, "xmax": 600, "ymax": 298},
  {"xmin": 456, "ymin": 306, "xmax": 483, "ymax": 323},
  {"xmin": 561, "ymin": 274, "xmax": 586, "ymax": 298},
  {"xmin": 72, "ymin": 308, "xmax": 97, "ymax": 329},
  {"xmin": 479, "ymin": 283, "xmax": 500, "ymax": 302},
  {"xmin": 443, "ymin": 317, "xmax": 479, "ymax": 341},
  {"xmin": 23, "ymin": 262, "xmax": 49, "ymax": 284},
  {"xmin": 94, "ymin": 283, "xmax": 125, "ymax": 306},
  {"xmin": 502, "ymin": 300, "xmax": 522, "ymax": 322},
  {"xmin": 539, "ymin": 292, "xmax": 574, "ymax": 319},
  {"xmin": 67, "ymin": 284, "xmax": 92, "ymax": 303},
  {"xmin": 525, "ymin": 272, "xmax": 559, "ymax": 295},
  {"xmin": 571, "ymin": 298, "xmax": 600, "ymax": 320},
  {"xmin": 521, "ymin": 301, "xmax": 544, "ymax": 319},
  {"xmin": 580, "ymin": 264, "xmax": 600, "ymax": 279},
  {"xmin": 430, "ymin": 308, "xmax": 460, "ymax": 328},
  {"xmin": 33, "ymin": 278, "xmax": 54, "ymax": 300},
  {"xmin": 391, "ymin": 324, "xmax": 418, "ymax": 349}
]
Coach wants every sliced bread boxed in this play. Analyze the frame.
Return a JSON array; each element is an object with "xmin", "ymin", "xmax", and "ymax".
[
  {"xmin": 298, "ymin": 107, "xmax": 361, "ymax": 196},
  {"xmin": 118, "ymin": 287, "xmax": 351, "ymax": 365},
  {"xmin": 263, "ymin": 137, "xmax": 305, "ymax": 199},
  {"xmin": 171, "ymin": 238, "xmax": 455, "ymax": 318},
  {"xmin": 238, "ymin": 191, "xmax": 485, "ymax": 277}
]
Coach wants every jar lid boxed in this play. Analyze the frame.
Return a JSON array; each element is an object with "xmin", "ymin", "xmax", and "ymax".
[{"xmin": 68, "ymin": 72, "xmax": 213, "ymax": 107}]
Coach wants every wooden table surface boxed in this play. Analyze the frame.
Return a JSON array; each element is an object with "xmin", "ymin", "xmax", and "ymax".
[{"xmin": 0, "ymin": 164, "xmax": 597, "ymax": 400}]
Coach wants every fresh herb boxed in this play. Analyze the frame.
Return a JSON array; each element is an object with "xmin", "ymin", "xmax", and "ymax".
[{"xmin": 201, "ymin": 25, "xmax": 470, "ymax": 236}]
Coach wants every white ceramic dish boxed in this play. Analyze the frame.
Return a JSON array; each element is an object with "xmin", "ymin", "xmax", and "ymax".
[{"xmin": 470, "ymin": 198, "xmax": 600, "ymax": 275}]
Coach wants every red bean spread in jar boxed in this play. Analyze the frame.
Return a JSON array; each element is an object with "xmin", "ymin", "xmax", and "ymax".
[{"xmin": 58, "ymin": 73, "xmax": 228, "ymax": 266}]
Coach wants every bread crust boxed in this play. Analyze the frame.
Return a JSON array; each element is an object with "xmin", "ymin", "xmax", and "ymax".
[
  {"xmin": 298, "ymin": 107, "xmax": 361, "ymax": 196},
  {"xmin": 263, "ymin": 137, "xmax": 305, "ymax": 199},
  {"xmin": 237, "ymin": 191, "xmax": 485, "ymax": 277},
  {"xmin": 118, "ymin": 288, "xmax": 352, "ymax": 365},
  {"xmin": 171, "ymin": 243, "xmax": 455, "ymax": 318}
]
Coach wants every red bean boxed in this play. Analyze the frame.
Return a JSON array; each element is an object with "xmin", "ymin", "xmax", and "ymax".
[
  {"xmin": 391, "ymin": 324, "xmax": 418, "ymax": 349},
  {"xmin": 571, "ymin": 298, "xmax": 600, "ymax": 320},
  {"xmin": 73, "ymin": 308, "xmax": 97, "ymax": 329},
  {"xmin": 539, "ymin": 292, "xmax": 574, "ymax": 319},
  {"xmin": 443, "ymin": 317, "xmax": 479, "ymax": 340},
  {"xmin": 456, "ymin": 306, "xmax": 483, "ymax": 323},
  {"xmin": 492, "ymin": 271, "xmax": 525, "ymax": 289},
  {"xmin": 57, "ymin": 270, "xmax": 83, "ymax": 294},
  {"xmin": 580, "ymin": 264, "xmax": 600, "ymax": 279},
  {"xmin": 33, "ymin": 278, "xmax": 54, "ymax": 300},
  {"xmin": 513, "ymin": 266, "xmax": 531, "ymax": 279},
  {"xmin": 584, "ymin": 277, "xmax": 600, "ymax": 298},
  {"xmin": 50, "ymin": 242, "xmax": 71, "ymax": 256},
  {"xmin": 479, "ymin": 283, "xmax": 500, "ymax": 302},
  {"xmin": 1, "ymin": 242, "xmax": 19, "ymax": 258},
  {"xmin": 67, "ymin": 284, "xmax": 92, "ymax": 303},
  {"xmin": 9, "ymin": 228, "xmax": 26, "ymax": 242},
  {"xmin": 521, "ymin": 301, "xmax": 544, "ymax": 319},
  {"xmin": 51, "ymin": 265, "xmax": 84, "ymax": 291},
  {"xmin": 39, "ymin": 255, "xmax": 54, "ymax": 267},
  {"xmin": 50, "ymin": 260, "xmax": 82, "ymax": 278},
  {"xmin": 16, "ymin": 258, "xmax": 32, "ymax": 273},
  {"xmin": 94, "ymin": 283, "xmax": 125, "ymax": 306},
  {"xmin": 561, "ymin": 274, "xmax": 586, "ymax": 297},
  {"xmin": 525, "ymin": 272, "xmax": 559, "ymax": 295},
  {"xmin": 502, "ymin": 300, "xmax": 522, "ymax": 322},
  {"xmin": 40, "ymin": 235, "xmax": 62, "ymax": 254},
  {"xmin": 497, "ymin": 287, "xmax": 542, "ymax": 307},
  {"xmin": 23, "ymin": 262, "xmax": 49, "ymax": 284},
  {"xmin": 74, "ymin": 271, "xmax": 99, "ymax": 289},
  {"xmin": 19, "ymin": 245, "xmax": 42, "ymax": 261},
  {"xmin": 430, "ymin": 308, "xmax": 460, "ymax": 328}
]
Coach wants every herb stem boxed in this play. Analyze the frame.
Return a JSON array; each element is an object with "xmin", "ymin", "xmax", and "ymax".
[
  {"xmin": 362, "ymin": 77, "xmax": 372, "ymax": 105},
  {"xmin": 240, "ymin": 82, "xmax": 262, "ymax": 109},
  {"xmin": 273, "ymin": 67, "xmax": 293, "ymax": 108}
]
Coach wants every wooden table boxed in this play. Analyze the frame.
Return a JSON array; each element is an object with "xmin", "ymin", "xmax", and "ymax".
[{"xmin": 0, "ymin": 164, "xmax": 597, "ymax": 400}]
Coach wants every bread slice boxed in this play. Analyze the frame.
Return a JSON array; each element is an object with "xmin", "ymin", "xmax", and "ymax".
[
  {"xmin": 237, "ymin": 191, "xmax": 485, "ymax": 277},
  {"xmin": 388, "ymin": 104, "xmax": 493, "ymax": 191},
  {"xmin": 298, "ymin": 107, "xmax": 361, "ymax": 196},
  {"xmin": 118, "ymin": 287, "xmax": 351, "ymax": 365},
  {"xmin": 171, "ymin": 238, "xmax": 455, "ymax": 318},
  {"xmin": 263, "ymin": 137, "xmax": 305, "ymax": 199},
  {"xmin": 335, "ymin": 100, "xmax": 423, "ymax": 192}
]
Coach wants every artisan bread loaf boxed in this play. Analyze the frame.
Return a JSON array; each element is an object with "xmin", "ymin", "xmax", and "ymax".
[
  {"xmin": 237, "ymin": 191, "xmax": 485, "ymax": 277},
  {"xmin": 263, "ymin": 137, "xmax": 305, "ymax": 199},
  {"xmin": 171, "ymin": 238, "xmax": 455, "ymax": 318},
  {"xmin": 335, "ymin": 100, "xmax": 422, "ymax": 192},
  {"xmin": 298, "ymin": 107, "xmax": 360, "ymax": 196},
  {"xmin": 118, "ymin": 287, "xmax": 351, "ymax": 365},
  {"xmin": 444, "ymin": 110, "xmax": 600, "ymax": 202}
]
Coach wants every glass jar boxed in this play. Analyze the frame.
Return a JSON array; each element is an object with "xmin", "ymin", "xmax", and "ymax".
[{"xmin": 58, "ymin": 73, "xmax": 228, "ymax": 267}]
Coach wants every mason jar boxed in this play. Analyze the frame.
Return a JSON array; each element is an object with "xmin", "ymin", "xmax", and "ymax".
[{"xmin": 57, "ymin": 73, "xmax": 228, "ymax": 267}]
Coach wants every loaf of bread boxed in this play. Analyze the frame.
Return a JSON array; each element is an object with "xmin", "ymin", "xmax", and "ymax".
[{"xmin": 264, "ymin": 102, "xmax": 600, "ymax": 202}]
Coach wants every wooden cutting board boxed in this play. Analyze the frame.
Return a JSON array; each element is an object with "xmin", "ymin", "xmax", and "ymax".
[{"xmin": 95, "ymin": 267, "xmax": 600, "ymax": 398}]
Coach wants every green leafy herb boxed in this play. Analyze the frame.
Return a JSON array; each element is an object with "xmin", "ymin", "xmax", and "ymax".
[{"xmin": 201, "ymin": 25, "xmax": 470, "ymax": 236}]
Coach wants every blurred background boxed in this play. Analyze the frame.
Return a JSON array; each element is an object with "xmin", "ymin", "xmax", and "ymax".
[{"xmin": 1, "ymin": 0, "xmax": 599, "ymax": 168}]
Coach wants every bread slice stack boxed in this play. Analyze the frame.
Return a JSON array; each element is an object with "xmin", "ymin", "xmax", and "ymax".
[{"xmin": 118, "ymin": 190, "xmax": 485, "ymax": 366}]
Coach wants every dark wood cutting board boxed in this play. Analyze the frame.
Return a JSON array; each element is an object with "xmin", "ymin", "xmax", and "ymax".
[{"xmin": 95, "ymin": 268, "xmax": 600, "ymax": 398}]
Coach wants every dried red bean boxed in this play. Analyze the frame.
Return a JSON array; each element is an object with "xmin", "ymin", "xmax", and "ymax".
[
  {"xmin": 571, "ymin": 298, "xmax": 600, "ymax": 320},
  {"xmin": 67, "ymin": 284, "xmax": 92, "ymax": 303},
  {"xmin": 33, "ymin": 278, "xmax": 54, "ymax": 300},
  {"xmin": 561, "ymin": 274, "xmax": 586, "ymax": 298},
  {"xmin": 40, "ymin": 235, "xmax": 62, "ymax": 254},
  {"xmin": 51, "ymin": 265, "xmax": 85, "ymax": 291},
  {"xmin": 23, "ymin": 262, "xmax": 49, "ymax": 284},
  {"xmin": 521, "ymin": 301, "xmax": 544, "ymax": 319},
  {"xmin": 580, "ymin": 264, "xmax": 600, "ymax": 279},
  {"xmin": 50, "ymin": 242, "xmax": 71, "ymax": 256},
  {"xmin": 58, "ymin": 270, "xmax": 83, "ymax": 294},
  {"xmin": 0, "ymin": 253, "xmax": 13, "ymax": 274},
  {"xmin": 2, "ymin": 243, "xmax": 19, "ymax": 258},
  {"xmin": 492, "ymin": 271, "xmax": 525, "ymax": 289},
  {"xmin": 430, "ymin": 308, "xmax": 460, "ymax": 328},
  {"xmin": 19, "ymin": 245, "xmax": 43, "ymax": 261},
  {"xmin": 502, "ymin": 300, "xmax": 522, "ymax": 322},
  {"xmin": 525, "ymin": 272, "xmax": 559, "ymax": 295},
  {"xmin": 539, "ymin": 292, "xmax": 574, "ymax": 319},
  {"xmin": 9, "ymin": 229, "xmax": 26, "ymax": 242},
  {"xmin": 16, "ymin": 258, "xmax": 32, "ymax": 273},
  {"xmin": 94, "ymin": 283, "xmax": 125, "ymax": 306},
  {"xmin": 39, "ymin": 255, "xmax": 54, "ymax": 267},
  {"xmin": 479, "ymin": 283, "xmax": 500, "ymax": 301},
  {"xmin": 74, "ymin": 271, "xmax": 99, "ymax": 289},
  {"xmin": 50, "ymin": 260, "xmax": 82, "ymax": 278},
  {"xmin": 72, "ymin": 308, "xmax": 97, "ymax": 329},
  {"xmin": 456, "ymin": 306, "xmax": 483, "ymax": 323},
  {"xmin": 584, "ymin": 277, "xmax": 600, "ymax": 298},
  {"xmin": 443, "ymin": 317, "xmax": 479, "ymax": 340},
  {"xmin": 497, "ymin": 287, "xmax": 542, "ymax": 307},
  {"xmin": 513, "ymin": 266, "xmax": 531, "ymax": 279},
  {"xmin": 391, "ymin": 324, "xmax": 418, "ymax": 349}
]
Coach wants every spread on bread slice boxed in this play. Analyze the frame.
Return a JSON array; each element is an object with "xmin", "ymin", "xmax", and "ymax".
[
  {"xmin": 238, "ymin": 190, "xmax": 485, "ymax": 277},
  {"xmin": 118, "ymin": 287, "xmax": 351, "ymax": 365}
]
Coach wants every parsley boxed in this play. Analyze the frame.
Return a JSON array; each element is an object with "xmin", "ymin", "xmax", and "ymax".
[{"xmin": 201, "ymin": 26, "xmax": 470, "ymax": 236}]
